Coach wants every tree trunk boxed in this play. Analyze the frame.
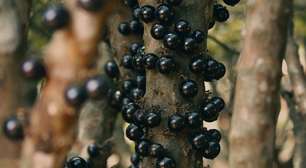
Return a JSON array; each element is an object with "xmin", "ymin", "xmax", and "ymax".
[
  {"xmin": 138, "ymin": 0, "xmax": 212, "ymax": 167},
  {"xmin": 0, "ymin": 0, "xmax": 31, "ymax": 167},
  {"xmin": 229, "ymin": 0, "xmax": 292, "ymax": 168}
]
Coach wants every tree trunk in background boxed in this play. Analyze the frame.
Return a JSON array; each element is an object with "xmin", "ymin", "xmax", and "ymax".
[
  {"xmin": 138, "ymin": 0, "xmax": 212, "ymax": 167},
  {"xmin": 0, "ymin": 0, "xmax": 31, "ymax": 167},
  {"xmin": 229, "ymin": 0, "xmax": 291, "ymax": 168}
]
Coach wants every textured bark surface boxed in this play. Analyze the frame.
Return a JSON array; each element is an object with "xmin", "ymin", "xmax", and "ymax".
[
  {"xmin": 0, "ymin": 0, "xmax": 31, "ymax": 167},
  {"xmin": 21, "ymin": 1, "xmax": 118, "ymax": 168},
  {"xmin": 285, "ymin": 12, "xmax": 306, "ymax": 168},
  {"xmin": 138, "ymin": 0, "xmax": 212, "ymax": 167},
  {"xmin": 229, "ymin": 0, "xmax": 291, "ymax": 168}
]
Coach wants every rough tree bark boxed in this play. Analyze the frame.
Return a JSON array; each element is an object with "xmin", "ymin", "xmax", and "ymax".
[
  {"xmin": 229, "ymin": 0, "xmax": 292, "ymax": 168},
  {"xmin": 0, "ymin": 0, "xmax": 31, "ymax": 167},
  {"xmin": 138, "ymin": 0, "xmax": 212, "ymax": 167},
  {"xmin": 21, "ymin": 0, "xmax": 118, "ymax": 168},
  {"xmin": 284, "ymin": 10, "xmax": 306, "ymax": 168}
]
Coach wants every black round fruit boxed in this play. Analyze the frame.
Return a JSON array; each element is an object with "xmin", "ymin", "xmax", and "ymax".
[
  {"xmin": 132, "ymin": 54, "xmax": 145, "ymax": 71},
  {"xmin": 130, "ymin": 88, "xmax": 145, "ymax": 100},
  {"xmin": 118, "ymin": 22, "xmax": 131, "ymax": 35},
  {"xmin": 156, "ymin": 4, "xmax": 175, "ymax": 24},
  {"xmin": 126, "ymin": 124, "xmax": 144, "ymax": 141},
  {"xmin": 108, "ymin": 90, "xmax": 124, "ymax": 108},
  {"xmin": 192, "ymin": 30, "xmax": 205, "ymax": 43},
  {"xmin": 65, "ymin": 85, "xmax": 88, "ymax": 107},
  {"xmin": 133, "ymin": 7, "xmax": 142, "ymax": 19},
  {"xmin": 210, "ymin": 96, "xmax": 225, "ymax": 112},
  {"xmin": 190, "ymin": 58, "xmax": 205, "ymax": 74},
  {"xmin": 122, "ymin": 103, "xmax": 139, "ymax": 123},
  {"xmin": 202, "ymin": 142, "xmax": 221, "ymax": 159},
  {"xmin": 208, "ymin": 129, "xmax": 222, "ymax": 142},
  {"xmin": 156, "ymin": 157, "xmax": 176, "ymax": 168},
  {"xmin": 43, "ymin": 5, "xmax": 70, "ymax": 30},
  {"xmin": 192, "ymin": 134, "xmax": 208, "ymax": 149},
  {"xmin": 200, "ymin": 103, "xmax": 220, "ymax": 122},
  {"xmin": 145, "ymin": 112, "xmax": 161, "ymax": 128},
  {"xmin": 144, "ymin": 53, "xmax": 158, "ymax": 69},
  {"xmin": 151, "ymin": 23, "xmax": 168, "ymax": 40},
  {"xmin": 77, "ymin": 0, "xmax": 103, "ymax": 11},
  {"xmin": 180, "ymin": 80, "xmax": 198, "ymax": 98},
  {"xmin": 208, "ymin": 20, "xmax": 215, "ymax": 30},
  {"xmin": 66, "ymin": 156, "xmax": 89, "ymax": 168},
  {"xmin": 166, "ymin": 0, "xmax": 183, "ymax": 6},
  {"xmin": 185, "ymin": 112, "xmax": 202, "ymax": 128},
  {"xmin": 149, "ymin": 143, "xmax": 165, "ymax": 158},
  {"xmin": 85, "ymin": 76, "xmax": 109, "ymax": 99},
  {"xmin": 135, "ymin": 140, "xmax": 151, "ymax": 156},
  {"xmin": 104, "ymin": 60, "xmax": 120, "ymax": 78},
  {"xmin": 163, "ymin": 33, "xmax": 182, "ymax": 50},
  {"xmin": 21, "ymin": 58, "xmax": 46, "ymax": 80},
  {"xmin": 122, "ymin": 54, "xmax": 134, "ymax": 69},
  {"xmin": 136, "ymin": 75, "xmax": 146, "ymax": 90},
  {"xmin": 168, "ymin": 114, "xmax": 185, "ymax": 132},
  {"xmin": 213, "ymin": 4, "xmax": 230, "ymax": 22},
  {"xmin": 129, "ymin": 19, "xmax": 144, "ymax": 35},
  {"xmin": 131, "ymin": 153, "xmax": 141, "ymax": 165},
  {"xmin": 87, "ymin": 144, "xmax": 100, "ymax": 158},
  {"xmin": 2, "ymin": 116, "xmax": 24, "ymax": 141},
  {"xmin": 122, "ymin": 80, "xmax": 137, "ymax": 93},
  {"xmin": 129, "ymin": 43, "xmax": 143, "ymax": 55},
  {"xmin": 174, "ymin": 20, "xmax": 191, "ymax": 36},
  {"xmin": 140, "ymin": 5, "xmax": 155, "ymax": 23},
  {"xmin": 183, "ymin": 37, "xmax": 198, "ymax": 52},
  {"xmin": 214, "ymin": 63, "xmax": 226, "ymax": 80},
  {"xmin": 133, "ymin": 111, "xmax": 147, "ymax": 126},
  {"xmin": 223, "ymin": 0, "xmax": 240, "ymax": 6},
  {"xmin": 157, "ymin": 57, "xmax": 176, "ymax": 74}
]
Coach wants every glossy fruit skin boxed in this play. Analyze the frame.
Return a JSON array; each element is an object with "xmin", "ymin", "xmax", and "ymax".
[
  {"xmin": 132, "ymin": 54, "xmax": 145, "ymax": 71},
  {"xmin": 149, "ymin": 143, "xmax": 165, "ymax": 158},
  {"xmin": 122, "ymin": 80, "xmax": 137, "ymax": 93},
  {"xmin": 157, "ymin": 57, "xmax": 176, "ymax": 74},
  {"xmin": 156, "ymin": 157, "xmax": 176, "ymax": 168},
  {"xmin": 210, "ymin": 96, "xmax": 225, "ymax": 112},
  {"xmin": 85, "ymin": 76, "xmax": 109, "ymax": 99},
  {"xmin": 66, "ymin": 156, "xmax": 89, "ymax": 168},
  {"xmin": 203, "ymin": 58, "xmax": 226, "ymax": 81},
  {"xmin": 131, "ymin": 153, "xmax": 141, "ymax": 165},
  {"xmin": 189, "ymin": 58, "xmax": 205, "ymax": 74},
  {"xmin": 166, "ymin": 0, "xmax": 183, "ymax": 6},
  {"xmin": 65, "ymin": 85, "xmax": 88, "ymax": 107},
  {"xmin": 43, "ymin": 5, "xmax": 70, "ymax": 30},
  {"xmin": 122, "ymin": 97, "xmax": 134, "ymax": 106},
  {"xmin": 118, "ymin": 22, "xmax": 131, "ymax": 35},
  {"xmin": 214, "ymin": 63, "xmax": 226, "ymax": 80},
  {"xmin": 136, "ymin": 75, "xmax": 146, "ymax": 90},
  {"xmin": 163, "ymin": 33, "xmax": 182, "ymax": 50},
  {"xmin": 122, "ymin": 103, "xmax": 139, "ymax": 123},
  {"xmin": 126, "ymin": 124, "xmax": 144, "ymax": 141},
  {"xmin": 208, "ymin": 20, "xmax": 215, "ymax": 30},
  {"xmin": 202, "ymin": 142, "xmax": 221, "ymax": 159},
  {"xmin": 174, "ymin": 20, "xmax": 191, "ymax": 36},
  {"xmin": 123, "ymin": 0, "xmax": 138, "ymax": 8},
  {"xmin": 130, "ymin": 88, "xmax": 145, "ymax": 100},
  {"xmin": 140, "ymin": 5, "xmax": 155, "ymax": 23},
  {"xmin": 185, "ymin": 112, "xmax": 202, "ymax": 128},
  {"xmin": 133, "ymin": 111, "xmax": 147, "ymax": 126},
  {"xmin": 208, "ymin": 129, "xmax": 222, "ymax": 142},
  {"xmin": 168, "ymin": 114, "xmax": 185, "ymax": 132},
  {"xmin": 151, "ymin": 23, "xmax": 168, "ymax": 40},
  {"xmin": 192, "ymin": 134, "xmax": 208, "ymax": 149},
  {"xmin": 135, "ymin": 140, "xmax": 151, "ymax": 156},
  {"xmin": 133, "ymin": 7, "xmax": 142, "ymax": 19},
  {"xmin": 2, "ymin": 116, "xmax": 24, "ymax": 141},
  {"xmin": 144, "ymin": 53, "xmax": 158, "ymax": 69},
  {"xmin": 156, "ymin": 4, "xmax": 175, "ymax": 24},
  {"xmin": 104, "ymin": 60, "xmax": 120, "ymax": 78},
  {"xmin": 180, "ymin": 80, "xmax": 198, "ymax": 98},
  {"xmin": 223, "ymin": 0, "xmax": 240, "ymax": 6},
  {"xmin": 145, "ymin": 112, "xmax": 161, "ymax": 128},
  {"xmin": 213, "ymin": 4, "xmax": 230, "ymax": 22},
  {"xmin": 192, "ymin": 30, "xmax": 205, "ymax": 43},
  {"xmin": 200, "ymin": 103, "xmax": 219, "ymax": 122},
  {"xmin": 108, "ymin": 90, "xmax": 124, "ymax": 108},
  {"xmin": 129, "ymin": 19, "xmax": 144, "ymax": 35},
  {"xmin": 21, "ymin": 58, "xmax": 46, "ymax": 80},
  {"xmin": 183, "ymin": 37, "xmax": 198, "ymax": 52},
  {"xmin": 77, "ymin": 0, "xmax": 103, "ymax": 11},
  {"xmin": 122, "ymin": 54, "xmax": 134, "ymax": 69},
  {"xmin": 87, "ymin": 144, "xmax": 100, "ymax": 158},
  {"xmin": 129, "ymin": 43, "xmax": 143, "ymax": 55}
]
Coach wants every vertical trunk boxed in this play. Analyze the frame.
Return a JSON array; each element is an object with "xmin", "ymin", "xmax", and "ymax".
[
  {"xmin": 138, "ymin": 0, "xmax": 212, "ymax": 167},
  {"xmin": 0, "ymin": 0, "xmax": 31, "ymax": 167},
  {"xmin": 229, "ymin": 0, "xmax": 291, "ymax": 168}
]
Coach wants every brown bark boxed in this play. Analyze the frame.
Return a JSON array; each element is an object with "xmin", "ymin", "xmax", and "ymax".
[
  {"xmin": 0, "ymin": 0, "xmax": 31, "ymax": 167},
  {"xmin": 21, "ymin": 1, "xmax": 118, "ymax": 168},
  {"xmin": 229, "ymin": 0, "xmax": 292, "ymax": 168},
  {"xmin": 138, "ymin": 0, "xmax": 212, "ymax": 167},
  {"xmin": 284, "ymin": 11, "xmax": 306, "ymax": 168}
]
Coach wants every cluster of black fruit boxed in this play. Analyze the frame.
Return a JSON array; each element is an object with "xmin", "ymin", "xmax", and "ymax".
[{"xmin": 1, "ymin": 0, "xmax": 240, "ymax": 168}]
